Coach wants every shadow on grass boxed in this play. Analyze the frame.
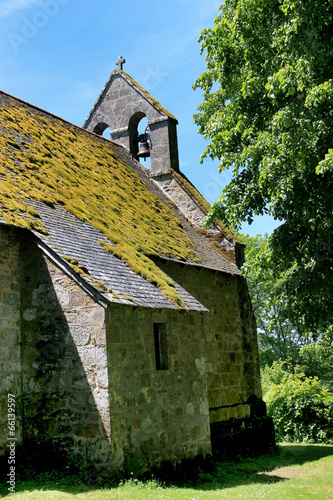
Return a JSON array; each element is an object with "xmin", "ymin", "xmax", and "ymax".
[
  {"xmin": 275, "ymin": 443, "xmax": 333, "ymax": 465},
  {"xmin": 0, "ymin": 475, "xmax": 98, "ymax": 498},
  {"xmin": 1, "ymin": 444, "xmax": 333, "ymax": 497},
  {"xmin": 197, "ymin": 444, "xmax": 333, "ymax": 492}
]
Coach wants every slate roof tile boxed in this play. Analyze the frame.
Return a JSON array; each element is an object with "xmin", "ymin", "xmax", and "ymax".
[{"xmin": 0, "ymin": 89, "xmax": 239, "ymax": 311}]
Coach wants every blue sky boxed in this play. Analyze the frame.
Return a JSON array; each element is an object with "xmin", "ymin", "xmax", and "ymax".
[{"xmin": 0, "ymin": 0, "xmax": 280, "ymax": 236}]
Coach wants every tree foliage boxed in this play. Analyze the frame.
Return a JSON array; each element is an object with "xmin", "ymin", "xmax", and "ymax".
[
  {"xmin": 240, "ymin": 233, "xmax": 333, "ymax": 388},
  {"xmin": 298, "ymin": 333, "xmax": 333, "ymax": 391},
  {"xmin": 194, "ymin": 0, "xmax": 333, "ymax": 330},
  {"xmin": 262, "ymin": 361, "xmax": 333, "ymax": 443},
  {"xmin": 240, "ymin": 233, "xmax": 311, "ymax": 364}
]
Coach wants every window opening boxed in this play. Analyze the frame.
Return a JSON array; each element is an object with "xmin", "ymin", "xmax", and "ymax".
[
  {"xmin": 137, "ymin": 116, "xmax": 151, "ymax": 168},
  {"xmin": 102, "ymin": 127, "xmax": 111, "ymax": 139},
  {"xmin": 93, "ymin": 122, "xmax": 110, "ymax": 138},
  {"xmin": 129, "ymin": 114, "xmax": 151, "ymax": 168},
  {"xmin": 154, "ymin": 323, "xmax": 168, "ymax": 370}
]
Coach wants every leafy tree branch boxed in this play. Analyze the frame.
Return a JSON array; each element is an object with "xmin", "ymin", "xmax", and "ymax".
[{"xmin": 194, "ymin": 0, "xmax": 333, "ymax": 329}]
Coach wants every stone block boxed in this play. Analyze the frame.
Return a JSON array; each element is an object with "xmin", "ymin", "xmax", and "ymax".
[
  {"xmin": 53, "ymin": 283, "xmax": 70, "ymax": 307},
  {"xmin": 191, "ymin": 425, "xmax": 201, "ymax": 441},
  {"xmin": 0, "ymin": 305, "xmax": 13, "ymax": 320},
  {"xmin": 70, "ymin": 290, "xmax": 86, "ymax": 307},
  {"xmin": 3, "ymin": 292, "xmax": 19, "ymax": 307},
  {"xmin": 1, "ymin": 328, "xmax": 19, "ymax": 344},
  {"xmin": 96, "ymin": 367, "xmax": 109, "ymax": 389},
  {"xmin": 71, "ymin": 326, "xmax": 91, "ymax": 346},
  {"xmin": 77, "ymin": 307, "xmax": 105, "ymax": 326}
]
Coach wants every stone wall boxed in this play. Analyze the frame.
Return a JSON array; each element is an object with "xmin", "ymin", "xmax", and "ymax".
[
  {"xmin": 152, "ymin": 172, "xmax": 207, "ymax": 227},
  {"xmin": 152, "ymin": 259, "xmax": 275, "ymax": 456},
  {"xmin": 0, "ymin": 227, "xmax": 113, "ymax": 470},
  {"xmin": 0, "ymin": 224, "xmax": 273, "ymax": 472},
  {"xmin": 84, "ymin": 69, "xmax": 179, "ymax": 175},
  {"xmin": 154, "ymin": 260, "xmax": 262, "ymax": 423},
  {"xmin": 19, "ymin": 234, "xmax": 112, "ymax": 468},
  {"xmin": 0, "ymin": 225, "xmax": 22, "ymax": 455},
  {"xmin": 106, "ymin": 304, "xmax": 212, "ymax": 471},
  {"xmin": 151, "ymin": 172, "xmax": 243, "ymax": 267}
]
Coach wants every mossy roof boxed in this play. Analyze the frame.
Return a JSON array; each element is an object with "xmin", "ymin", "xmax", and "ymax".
[{"xmin": 0, "ymin": 90, "xmax": 239, "ymax": 309}]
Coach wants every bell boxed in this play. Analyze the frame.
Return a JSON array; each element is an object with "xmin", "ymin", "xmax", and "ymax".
[{"xmin": 137, "ymin": 140, "xmax": 150, "ymax": 158}]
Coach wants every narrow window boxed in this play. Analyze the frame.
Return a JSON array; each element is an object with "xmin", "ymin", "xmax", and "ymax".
[{"xmin": 154, "ymin": 323, "xmax": 168, "ymax": 370}]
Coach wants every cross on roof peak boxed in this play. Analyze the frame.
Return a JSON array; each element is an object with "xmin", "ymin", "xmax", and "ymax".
[{"xmin": 116, "ymin": 56, "xmax": 125, "ymax": 70}]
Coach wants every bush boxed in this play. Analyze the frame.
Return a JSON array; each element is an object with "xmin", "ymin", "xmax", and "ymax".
[
  {"xmin": 261, "ymin": 361, "xmax": 333, "ymax": 444},
  {"xmin": 298, "ymin": 336, "xmax": 333, "ymax": 391}
]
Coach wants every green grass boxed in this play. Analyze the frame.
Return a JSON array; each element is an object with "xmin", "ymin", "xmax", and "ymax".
[{"xmin": 1, "ymin": 444, "xmax": 333, "ymax": 499}]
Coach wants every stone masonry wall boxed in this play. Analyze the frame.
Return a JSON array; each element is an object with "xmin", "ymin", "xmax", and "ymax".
[
  {"xmin": 154, "ymin": 260, "xmax": 262, "ymax": 425},
  {"xmin": 84, "ymin": 72, "xmax": 166, "ymax": 137},
  {"xmin": 84, "ymin": 70, "xmax": 179, "ymax": 175},
  {"xmin": 0, "ymin": 224, "xmax": 268, "ymax": 470},
  {"xmin": 0, "ymin": 225, "xmax": 22, "ymax": 456},
  {"xmin": 152, "ymin": 173, "xmax": 207, "ymax": 228},
  {"xmin": 106, "ymin": 304, "xmax": 212, "ymax": 471},
  {"xmin": 19, "ymin": 233, "xmax": 112, "ymax": 468},
  {"xmin": 151, "ymin": 173, "xmax": 241, "ymax": 266}
]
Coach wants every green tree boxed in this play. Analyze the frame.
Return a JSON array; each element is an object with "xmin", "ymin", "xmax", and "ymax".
[
  {"xmin": 240, "ymin": 233, "xmax": 310, "ymax": 367},
  {"xmin": 240, "ymin": 233, "xmax": 333, "ymax": 386},
  {"xmin": 262, "ymin": 361, "xmax": 333, "ymax": 443},
  {"xmin": 298, "ymin": 330, "xmax": 333, "ymax": 391},
  {"xmin": 194, "ymin": 0, "xmax": 333, "ymax": 330}
]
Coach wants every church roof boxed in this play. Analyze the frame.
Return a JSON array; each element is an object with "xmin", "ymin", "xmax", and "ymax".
[{"xmin": 0, "ymin": 90, "xmax": 239, "ymax": 310}]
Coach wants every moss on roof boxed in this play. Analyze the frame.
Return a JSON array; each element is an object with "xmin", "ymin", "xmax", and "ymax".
[
  {"xmin": 0, "ymin": 94, "xmax": 196, "ymax": 306},
  {"xmin": 120, "ymin": 70, "xmax": 178, "ymax": 122}
]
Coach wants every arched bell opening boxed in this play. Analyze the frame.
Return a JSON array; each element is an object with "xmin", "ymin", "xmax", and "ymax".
[
  {"xmin": 129, "ymin": 113, "xmax": 151, "ymax": 167},
  {"xmin": 93, "ymin": 122, "xmax": 110, "ymax": 138},
  {"xmin": 102, "ymin": 127, "xmax": 111, "ymax": 139}
]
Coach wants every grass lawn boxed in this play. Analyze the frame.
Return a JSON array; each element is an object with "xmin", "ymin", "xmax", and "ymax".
[{"xmin": 1, "ymin": 444, "xmax": 333, "ymax": 499}]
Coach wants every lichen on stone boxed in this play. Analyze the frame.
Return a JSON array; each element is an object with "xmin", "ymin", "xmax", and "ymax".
[{"xmin": 196, "ymin": 228, "xmax": 239, "ymax": 264}]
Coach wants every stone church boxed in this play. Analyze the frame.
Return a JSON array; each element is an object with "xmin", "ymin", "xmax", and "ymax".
[{"xmin": 0, "ymin": 60, "xmax": 274, "ymax": 474}]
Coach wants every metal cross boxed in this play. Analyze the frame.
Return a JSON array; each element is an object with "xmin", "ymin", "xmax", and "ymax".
[{"xmin": 116, "ymin": 56, "xmax": 125, "ymax": 70}]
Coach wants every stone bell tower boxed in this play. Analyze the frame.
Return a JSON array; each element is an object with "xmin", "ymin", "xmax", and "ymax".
[
  {"xmin": 83, "ymin": 57, "xmax": 179, "ymax": 177},
  {"xmin": 83, "ymin": 57, "xmax": 245, "ymax": 267}
]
